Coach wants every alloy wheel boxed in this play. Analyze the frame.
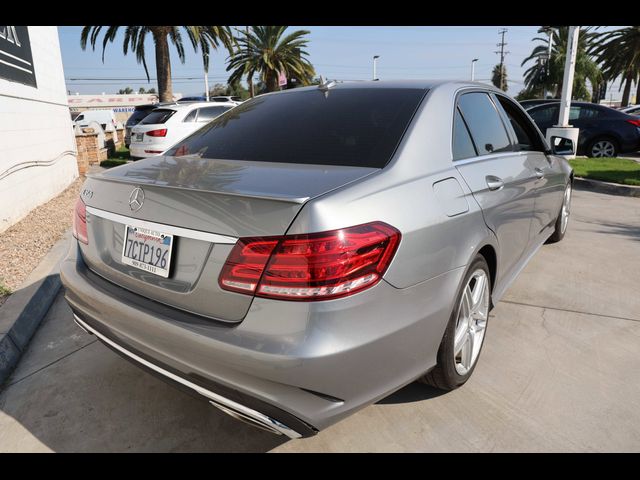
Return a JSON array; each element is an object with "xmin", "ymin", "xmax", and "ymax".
[
  {"xmin": 591, "ymin": 140, "xmax": 615, "ymax": 158},
  {"xmin": 453, "ymin": 269, "xmax": 490, "ymax": 376}
]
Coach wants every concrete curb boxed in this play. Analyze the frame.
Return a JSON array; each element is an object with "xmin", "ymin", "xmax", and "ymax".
[
  {"xmin": 0, "ymin": 231, "xmax": 71, "ymax": 386},
  {"xmin": 574, "ymin": 177, "xmax": 640, "ymax": 198}
]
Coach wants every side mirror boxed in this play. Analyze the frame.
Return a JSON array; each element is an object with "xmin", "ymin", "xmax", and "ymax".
[{"xmin": 550, "ymin": 136, "xmax": 574, "ymax": 156}]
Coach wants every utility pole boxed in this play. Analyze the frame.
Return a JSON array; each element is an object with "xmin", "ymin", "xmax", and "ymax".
[
  {"xmin": 471, "ymin": 58, "xmax": 478, "ymax": 81},
  {"xmin": 494, "ymin": 28, "xmax": 509, "ymax": 91}
]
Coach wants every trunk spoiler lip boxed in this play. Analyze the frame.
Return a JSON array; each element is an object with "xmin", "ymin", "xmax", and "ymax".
[
  {"xmin": 86, "ymin": 174, "xmax": 312, "ymax": 204},
  {"xmin": 88, "ymin": 158, "xmax": 381, "ymax": 205}
]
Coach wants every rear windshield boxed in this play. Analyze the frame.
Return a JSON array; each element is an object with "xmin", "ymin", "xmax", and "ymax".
[
  {"xmin": 127, "ymin": 108, "xmax": 155, "ymax": 125},
  {"xmin": 165, "ymin": 88, "xmax": 426, "ymax": 168},
  {"xmin": 140, "ymin": 109, "xmax": 176, "ymax": 125}
]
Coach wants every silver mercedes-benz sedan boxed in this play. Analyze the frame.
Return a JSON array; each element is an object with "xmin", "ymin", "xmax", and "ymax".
[{"xmin": 61, "ymin": 80, "xmax": 573, "ymax": 438}]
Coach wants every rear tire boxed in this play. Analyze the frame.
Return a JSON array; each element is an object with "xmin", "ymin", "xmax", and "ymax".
[
  {"xmin": 420, "ymin": 254, "xmax": 491, "ymax": 391},
  {"xmin": 586, "ymin": 137, "xmax": 618, "ymax": 158}
]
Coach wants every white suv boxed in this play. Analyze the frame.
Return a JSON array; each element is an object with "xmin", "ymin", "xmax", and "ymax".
[{"xmin": 129, "ymin": 102, "xmax": 236, "ymax": 159}]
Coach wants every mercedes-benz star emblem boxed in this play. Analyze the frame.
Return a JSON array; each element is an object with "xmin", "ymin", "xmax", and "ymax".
[{"xmin": 129, "ymin": 187, "xmax": 145, "ymax": 212}]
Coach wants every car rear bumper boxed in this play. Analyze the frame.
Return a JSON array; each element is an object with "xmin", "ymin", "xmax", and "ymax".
[
  {"xmin": 129, "ymin": 143, "xmax": 167, "ymax": 158},
  {"xmin": 61, "ymin": 240, "xmax": 463, "ymax": 434}
]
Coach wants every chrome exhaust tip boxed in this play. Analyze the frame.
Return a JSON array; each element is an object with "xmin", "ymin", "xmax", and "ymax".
[{"xmin": 208, "ymin": 400, "xmax": 285, "ymax": 436}]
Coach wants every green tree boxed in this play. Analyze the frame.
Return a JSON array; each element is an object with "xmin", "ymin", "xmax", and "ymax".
[
  {"xmin": 138, "ymin": 87, "xmax": 146, "ymax": 94},
  {"xmin": 521, "ymin": 26, "xmax": 601, "ymax": 101},
  {"xmin": 491, "ymin": 64, "xmax": 508, "ymax": 91},
  {"xmin": 208, "ymin": 83, "xmax": 228, "ymax": 97},
  {"xmin": 590, "ymin": 26, "xmax": 640, "ymax": 107},
  {"xmin": 81, "ymin": 26, "xmax": 235, "ymax": 102},
  {"xmin": 226, "ymin": 26, "xmax": 315, "ymax": 93},
  {"xmin": 118, "ymin": 87, "xmax": 133, "ymax": 94},
  {"xmin": 147, "ymin": 88, "xmax": 156, "ymax": 94}
]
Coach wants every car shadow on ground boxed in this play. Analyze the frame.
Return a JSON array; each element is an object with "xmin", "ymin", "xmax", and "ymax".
[
  {"xmin": 0, "ymin": 353, "xmax": 290, "ymax": 452},
  {"xmin": 376, "ymin": 381, "xmax": 447, "ymax": 405}
]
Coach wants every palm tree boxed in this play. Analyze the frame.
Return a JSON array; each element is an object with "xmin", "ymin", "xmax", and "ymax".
[
  {"xmin": 521, "ymin": 26, "xmax": 601, "ymax": 101},
  {"xmin": 226, "ymin": 26, "xmax": 315, "ymax": 93},
  {"xmin": 80, "ymin": 26, "xmax": 235, "ymax": 102},
  {"xmin": 590, "ymin": 27, "xmax": 640, "ymax": 107},
  {"xmin": 491, "ymin": 64, "xmax": 508, "ymax": 91}
]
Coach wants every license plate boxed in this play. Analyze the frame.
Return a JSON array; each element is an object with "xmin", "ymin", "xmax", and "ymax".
[
  {"xmin": 121, "ymin": 225, "xmax": 173, "ymax": 278},
  {"xmin": 136, "ymin": 133, "xmax": 143, "ymax": 141}
]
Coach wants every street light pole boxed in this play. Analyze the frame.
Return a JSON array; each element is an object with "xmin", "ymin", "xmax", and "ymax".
[
  {"xmin": 544, "ymin": 27, "xmax": 553, "ymax": 99},
  {"xmin": 471, "ymin": 58, "xmax": 478, "ymax": 81},
  {"xmin": 203, "ymin": 52, "xmax": 210, "ymax": 101},
  {"xmin": 546, "ymin": 26, "xmax": 580, "ymax": 159},
  {"xmin": 557, "ymin": 26, "xmax": 579, "ymax": 128},
  {"xmin": 373, "ymin": 55, "xmax": 380, "ymax": 81}
]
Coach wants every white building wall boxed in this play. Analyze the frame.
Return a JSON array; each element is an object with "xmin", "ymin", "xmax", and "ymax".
[{"xmin": 0, "ymin": 26, "xmax": 78, "ymax": 233}]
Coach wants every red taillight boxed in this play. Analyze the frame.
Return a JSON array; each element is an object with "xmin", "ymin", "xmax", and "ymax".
[
  {"xmin": 72, "ymin": 197, "xmax": 88, "ymax": 244},
  {"xmin": 219, "ymin": 222, "xmax": 401, "ymax": 301},
  {"xmin": 146, "ymin": 128, "xmax": 167, "ymax": 137},
  {"xmin": 626, "ymin": 118, "xmax": 640, "ymax": 127}
]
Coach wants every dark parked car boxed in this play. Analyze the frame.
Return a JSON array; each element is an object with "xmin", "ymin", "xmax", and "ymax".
[
  {"xmin": 125, "ymin": 104, "xmax": 158, "ymax": 148},
  {"xmin": 526, "ymin": 101, "xmax": 640, "ymax": 157},
  {"xmin": 518, "ymin": 99, "xmax": 557, "ymax": 109}
]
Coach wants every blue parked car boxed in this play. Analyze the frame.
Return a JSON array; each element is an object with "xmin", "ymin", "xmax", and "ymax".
[{"xmin": 524, "ymin": 100, "xmax": 640, "ymax": 157}]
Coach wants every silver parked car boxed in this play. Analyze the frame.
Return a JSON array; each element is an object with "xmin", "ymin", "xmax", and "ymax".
[{"xmin": 61, "ymin": 80, "xmax": 573, "ymax": 438}]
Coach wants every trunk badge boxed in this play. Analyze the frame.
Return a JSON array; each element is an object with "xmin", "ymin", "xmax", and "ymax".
[{"xmin": 129, "ymin": 187, "xmax": 145, "ymax": 211}]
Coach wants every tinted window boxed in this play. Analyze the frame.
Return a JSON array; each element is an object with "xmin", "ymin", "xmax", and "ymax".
[
  {"xmin": 140, "ymin": 109, "xmax": 176, "ymax": 125},
  {"xmin": 495, "ymin": 95, "xmax": 544, "ymax": 152},
  {"xmin": 569, "ymin": 105, "xmax": 600, "ymax": 120},
  {"xmin": 183, "ymin": 109, "xmax": 197, "ymax": 122},
  {"xmin": 529, "ymin": 104, "xmax": 559, "ymax": 125},
  {"xmin": 166, "ymin": 88, "xmax": 426, "ymax": 168},
  {"xmin": 457, "ymin": 93, "xmax": 511, "ymax": 155},
  {"xmin": 453, "ymin": 107, "xmax": 477, "ymax": 160},
  {"xmin": 127, "ymin": 108, "xmax": 155, "ymax": 126},
  {"xmin": 197, "ymin": 106, "xmax": 232, "ymax": 122}
]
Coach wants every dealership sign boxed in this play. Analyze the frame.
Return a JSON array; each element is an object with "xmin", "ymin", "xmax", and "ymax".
[{"xmin": 0, "ymin": 26, "xmax": 36, "ymax": 88}]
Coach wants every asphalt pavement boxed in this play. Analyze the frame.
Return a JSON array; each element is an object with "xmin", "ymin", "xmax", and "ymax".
[{"xmin": 0, "ymin": 187, "xmax": 638, "ymax": 452}]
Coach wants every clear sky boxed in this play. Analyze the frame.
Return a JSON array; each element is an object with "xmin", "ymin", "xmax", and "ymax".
[{"xmin": 57, "ymin": 26, "xmax": 628, "ymax": 101}]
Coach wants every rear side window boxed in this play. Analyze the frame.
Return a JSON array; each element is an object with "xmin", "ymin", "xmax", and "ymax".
[
  {"xmin": 453, "ymin": 107, "xmax": 477, "ymax": 160},
  {"xmin": 197, "ymin": 106, "xmax": 232, "ymax": 122},
  {"xmin": 140, "ymin": 109, "xmax": 176, "ymax": 125},
  {"xmin": 569, "ymin": 106, "xmax": 600, "ymax": 120},
  {"xmin": 457, "ymin": 92, "xmax": 511, "ymax": 155},
  {"xmin": 165, "ymin": 88, "xmax": 426, "ymax": 168},
  {"xmin": 529, "ymin": 104, "xmax": 559, "ymax": 124}
]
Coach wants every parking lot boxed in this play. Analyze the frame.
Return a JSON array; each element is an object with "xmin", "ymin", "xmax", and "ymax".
[{"xmin": 0, "ymin": 187, "xmax": 638, "ymax": 452}]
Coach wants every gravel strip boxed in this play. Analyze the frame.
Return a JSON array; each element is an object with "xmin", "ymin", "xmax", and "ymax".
[{"xmin": 0, "ymin": 177, "xmax": 84, "ymax": 303}]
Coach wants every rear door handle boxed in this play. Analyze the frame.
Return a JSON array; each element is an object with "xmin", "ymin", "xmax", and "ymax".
[
  {"xmin": 534, "ymin": 168, "xmax": 545, "ymax": 179},
  {"xmin": 485, "ymin": 175, "xmax": 504, "ymax": 191}
]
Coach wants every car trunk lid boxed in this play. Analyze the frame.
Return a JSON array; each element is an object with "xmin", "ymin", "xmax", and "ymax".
[{"xmin": 78, "ymin": 155, "xmax": 377, "ymax": 322}]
